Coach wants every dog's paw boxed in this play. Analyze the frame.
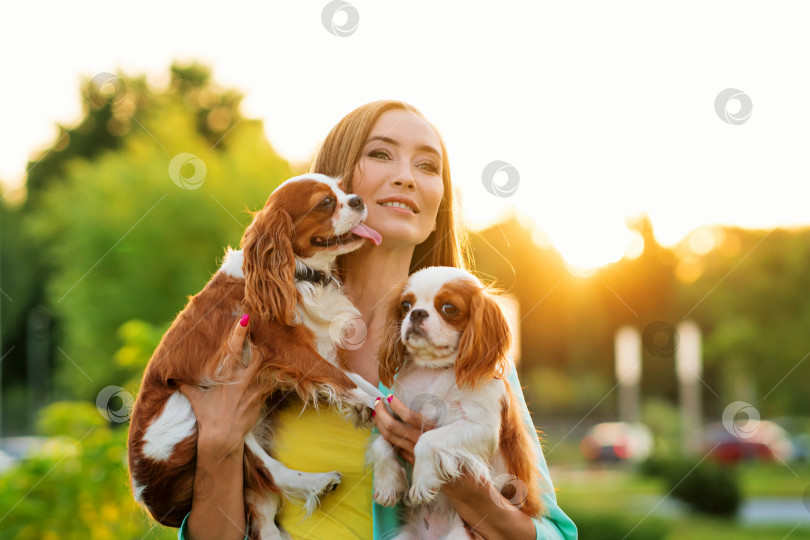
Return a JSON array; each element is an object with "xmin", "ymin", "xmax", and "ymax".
[
  {"xmin": 406, "ymin": 481, "xmax": 440, "ymax": 506},
  {"xmin": 301, "ymin": 471, "xmax": 342, "ymax": 516},
  {"xmin": 315, "ymin": 471, "xmax": 342, "ymax": 496},
  {"xmin": 347, "ymin": 402, "xmax": 375, "ymax": 429},
  {"xmin": 372, "ymin": 461, "xmax": 408, "ymax": 507},
  {"xmin": 372, "ymin": 482, "xmax": 404, "ymax": 507},
  {"xmin": 341, "ymin": 388, "xmax": 376, "ymax": 428}
]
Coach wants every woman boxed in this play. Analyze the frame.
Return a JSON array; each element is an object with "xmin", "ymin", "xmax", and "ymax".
[{"xmin": 176, "ymin": 100, "xmax": 577, "ymax": 540}]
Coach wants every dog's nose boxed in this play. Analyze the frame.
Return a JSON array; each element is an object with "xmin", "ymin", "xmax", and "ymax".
[
  {"xmin": 347, "ymin": 195, "xmax": 364, "ymax": 211},
  {"xmin": 410, "ymin": 309, "xmax": 429, "ymax": 322}
]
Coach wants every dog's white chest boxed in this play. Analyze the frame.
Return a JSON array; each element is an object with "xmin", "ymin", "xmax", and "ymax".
[{"xmin": 295, "ymin": 282, "xmax": 360, "ymax": 365}]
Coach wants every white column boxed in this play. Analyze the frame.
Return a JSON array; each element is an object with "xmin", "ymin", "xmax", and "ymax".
[
  {"xmin": 676, "ymin": 321, "xmax": 702, "ymax": 455},
  {"xmin": 615, "ymin": 326, "xmax": 642, "ymax": 424}
]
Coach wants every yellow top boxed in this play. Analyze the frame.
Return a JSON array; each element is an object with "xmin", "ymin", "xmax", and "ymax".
[{"xmin": 273, "ymin": 398, "xmax": 374, "ymax": 539}]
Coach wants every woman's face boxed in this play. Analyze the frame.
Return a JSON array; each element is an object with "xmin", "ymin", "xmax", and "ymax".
[{"xmin": 350, "ymin": 109, "xmax": 444, "ymax": 250}]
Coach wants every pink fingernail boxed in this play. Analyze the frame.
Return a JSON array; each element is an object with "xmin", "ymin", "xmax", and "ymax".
[
  {"xmin": 375, "ymin": 397, "xmax": 381, "ymax": 405},
  {"xmin": 240, "ymin": 314, "xmax": 249, "ymax": 327},
  {"xmin": 371, "ymin": 410, "xmax": 376, "ymax": 418},
  {"xmin": 387, "ymin": 395, "xmax": 393, "ymax": 403}
]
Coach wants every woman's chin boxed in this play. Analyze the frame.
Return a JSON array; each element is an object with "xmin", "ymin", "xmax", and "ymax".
[{"xmin": 369, "ymin": 230, "xmax": 431, "ymax": 250}]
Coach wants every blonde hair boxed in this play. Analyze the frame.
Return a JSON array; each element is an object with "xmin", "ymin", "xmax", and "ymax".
[{"xmin": 308, "ymin": 100, "xmax": 471, "ymax": 277}]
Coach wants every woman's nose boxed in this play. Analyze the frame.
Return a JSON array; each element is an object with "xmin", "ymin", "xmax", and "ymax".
[
  {"xmin": 392, "ymin": 178, "xmax": 415, "ymax": 190},
  {"xmin": 392, "ymin": 161, "xmax": 416, "ymax": 190}
]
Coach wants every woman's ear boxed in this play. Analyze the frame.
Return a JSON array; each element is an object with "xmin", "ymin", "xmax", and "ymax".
[
  {"xmin": 378, "ymin": 279, "xmax": 409, "ymax": 387},
  {"xmin": 455, "ymin": 289, "xmax": 511, "ymax": 390},
  {"xmin": 241, "ymin": 205, "xmax": 298, "ymax": 325}
]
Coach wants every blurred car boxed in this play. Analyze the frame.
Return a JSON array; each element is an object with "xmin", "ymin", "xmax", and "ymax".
[
  {"xmin": 702, "ymin": 420, "xmax": 794, "ymax": 464},
  {"xmin": 580, "ymin": 422, "xmax": 654, "ymax": 463},
  {"xmin": 0, "ymin": 436, "xmax": 48, "ymax": 474}
]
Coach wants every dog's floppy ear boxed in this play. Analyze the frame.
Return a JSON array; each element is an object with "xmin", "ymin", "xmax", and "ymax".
[
  {"xmin": 378, "ymin": 278, "xmax": 409, "ymax": 388},
  {"xmin": 241, "ymin": 202, "xmax": 298, "ymax": 325},
  {"xmin": 455, "ymin": 287, "xmax": 511, "ymax": 390}
]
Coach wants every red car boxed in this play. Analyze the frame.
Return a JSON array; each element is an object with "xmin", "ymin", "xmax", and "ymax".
[{"xmin": 702, "ymin": 420, "xmax": 794, "ymax": 464}]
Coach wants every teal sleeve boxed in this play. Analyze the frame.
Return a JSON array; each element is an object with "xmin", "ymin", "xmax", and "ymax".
[
  {"xmin": 177, "ymin": 511, "xmax": 249, "ymax": 540},
  {"xmin": 372, "ymin": 380, "xmax": 404, "ymax": 539},
  {"xmin": 505, "ymin": 363, "xmax": 578, "ymax": 540}
]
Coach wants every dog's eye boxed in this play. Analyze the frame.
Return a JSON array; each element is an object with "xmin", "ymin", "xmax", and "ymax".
[
  {"xmin": 400, "ymin": 301, "xmax": 412, "ymax": 314},
  {"xmin": 319, "ymin": 196, "xmax": 335, "ymax": 208},
  {"xmin": 441, "ymin": 303, "xmax": 458, "ymax": 316}
]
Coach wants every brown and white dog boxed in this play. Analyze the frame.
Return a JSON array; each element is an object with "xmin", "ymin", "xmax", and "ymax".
[
  {"xmin": 369, "ymin": 266, "xmax": 544, "ymax": 539},
  {"xmin": 127, "ymin": 173, "xmax": 381, "ymax": 539}
]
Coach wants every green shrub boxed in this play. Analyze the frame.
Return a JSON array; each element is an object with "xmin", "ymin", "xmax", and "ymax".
[
  {"xmin": 657, "ymin": 458, "xmax": 741, "ymax": 517},
  {"xmin": 566, "ymin": 509, "xmax": 669, "ymax": 540}
]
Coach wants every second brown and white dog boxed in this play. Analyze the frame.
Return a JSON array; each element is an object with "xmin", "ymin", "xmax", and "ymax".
[{"xmin": 369, "ymin": 266, "xmax": 544, "ymax": 539}]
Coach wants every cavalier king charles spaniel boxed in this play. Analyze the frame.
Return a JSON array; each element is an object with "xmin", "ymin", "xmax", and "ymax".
[
  {"xmin": 127, "ymin": 173, "xmax": 382, "ymax": 539},
  {"xmin": 369, "ymin": 266, "xmax": 544, "ymax": 539}
]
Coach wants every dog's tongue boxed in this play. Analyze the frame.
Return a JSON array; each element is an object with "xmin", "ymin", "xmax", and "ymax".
[{"xmin": 350, "ymin": 223, "xmax": 382, "ymax": 246}]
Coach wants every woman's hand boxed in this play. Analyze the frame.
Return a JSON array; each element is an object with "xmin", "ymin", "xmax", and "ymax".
[
  {"xmin": 372, "ymin": 394, "xmax": 436, "ymax": 465},
  {"xmin": 181, "ymin": 314, "xmax": 262, "ymax": 540},
  {"xmin": 179, "ymin": 314, "xmax": 266, "ymax": 461}
]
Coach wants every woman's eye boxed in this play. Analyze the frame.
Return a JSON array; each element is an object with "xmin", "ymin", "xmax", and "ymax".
[
  {"xmin": 441, "ymin": 303, "xmax": 457, "ymax": 315},
  {"xmin": 418, "ymin": 162, "xmax": 440, "ymax": 174},
  {"xmin": 400, "ymin": 301, "xmax": 412, "ymax": 313},
  {"xmin": 319, "ymin": 196, "xmax": 335, "ymax": 207},
  {"xmin": 368, "ymin": 149, "xmax": 391, "ymax": 160}
]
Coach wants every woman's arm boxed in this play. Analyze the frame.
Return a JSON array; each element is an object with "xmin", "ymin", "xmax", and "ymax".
[{"xmin": 175, "ymin": 315, "xmax": 266, "ymax": 540}]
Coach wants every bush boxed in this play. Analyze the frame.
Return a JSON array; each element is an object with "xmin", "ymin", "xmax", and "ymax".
[
  {"xmin": 566, "ymin": 509, "xmax": 669, "ymax": 540},
  {"xmin": 655, "ymin": 458, "xmax": 741, "ymax": 517}
]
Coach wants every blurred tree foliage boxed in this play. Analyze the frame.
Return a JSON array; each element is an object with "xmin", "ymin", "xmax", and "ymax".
[{"xmin": 2, "ymin": 62, "xmax": 293, "ymax": 409}]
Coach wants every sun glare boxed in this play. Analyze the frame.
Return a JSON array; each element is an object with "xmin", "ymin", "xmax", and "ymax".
[{"xmin": 542, "ymin": 219, "xmax": 642, "ymax": 277}]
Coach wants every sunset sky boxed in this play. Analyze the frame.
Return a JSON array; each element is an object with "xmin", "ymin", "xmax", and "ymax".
[{"xmin": 2, "ymin": 0, "xmax": 808, "ymax": 271}]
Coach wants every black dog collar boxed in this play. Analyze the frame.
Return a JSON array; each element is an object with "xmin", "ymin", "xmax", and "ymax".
[{"xmin": 294, "ymin": 266, "xmax": 337, "ymax": 287}]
